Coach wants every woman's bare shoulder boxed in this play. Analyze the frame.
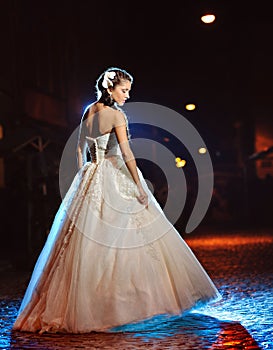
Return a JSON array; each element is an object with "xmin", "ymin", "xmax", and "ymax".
[
  {"xmin": 113, "ymin": 109, "xmax": 127, "ymax": 127},
  {"xmin": 96, "ymin": 106, "xmax": 126, "ymax": 127}
]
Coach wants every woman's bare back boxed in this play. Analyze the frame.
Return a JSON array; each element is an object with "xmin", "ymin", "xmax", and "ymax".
[{"xmin": 83, "ymin": 103, "xmax": 117, "ymax": 138}]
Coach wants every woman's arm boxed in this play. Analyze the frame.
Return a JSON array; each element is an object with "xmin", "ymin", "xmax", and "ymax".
[{"xmin": 114, "ymin": 112, "xmax": 148, "ymax": 207}]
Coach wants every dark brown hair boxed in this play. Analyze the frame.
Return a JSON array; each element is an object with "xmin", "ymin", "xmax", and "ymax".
[{"xmin": 95, "ymin": 67, "xmax": 133, "ymax": 106}]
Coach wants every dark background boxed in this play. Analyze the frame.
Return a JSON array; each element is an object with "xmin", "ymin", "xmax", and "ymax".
[{"xmin": 1, "ymin": 0, "xmax": 273, "ymax": 269}]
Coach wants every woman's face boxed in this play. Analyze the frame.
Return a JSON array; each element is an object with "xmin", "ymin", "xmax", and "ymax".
[{"xmin": 110, "ymin": 80, "xmax": 131, "ymax": 106}]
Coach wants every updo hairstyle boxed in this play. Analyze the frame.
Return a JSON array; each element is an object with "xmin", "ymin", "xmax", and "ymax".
[{"xmin": 95, "ymin": 67, "xmax": 133, "ymax": 107}]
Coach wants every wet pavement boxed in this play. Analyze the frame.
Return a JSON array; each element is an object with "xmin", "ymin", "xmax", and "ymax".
[{"xmin": 0, "ymin": 227, "xmax": 272, "ymax": 349}]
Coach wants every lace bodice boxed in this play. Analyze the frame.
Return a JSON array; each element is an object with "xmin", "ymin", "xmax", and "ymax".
[{"xmin": 86, "ymin": 132, "xmax": 121, "ymax": 163}]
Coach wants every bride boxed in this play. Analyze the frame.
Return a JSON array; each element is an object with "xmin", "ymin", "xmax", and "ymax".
[{"xmin": 13, "ymin": 67, "xmax": 221, "ymax": 333}]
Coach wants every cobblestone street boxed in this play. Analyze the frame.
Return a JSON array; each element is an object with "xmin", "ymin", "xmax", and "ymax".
[{"xmin": 0, "ymin": 228, "xmax": 272, "ymax": 349}]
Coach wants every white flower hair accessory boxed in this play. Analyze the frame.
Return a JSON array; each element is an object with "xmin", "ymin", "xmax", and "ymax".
[{"xmin": 102, "ymin": 71, "xmax": 116, "ymax": 89}]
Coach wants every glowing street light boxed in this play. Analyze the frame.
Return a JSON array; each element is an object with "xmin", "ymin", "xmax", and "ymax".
[
  {"xmin": 175, "ymin": 157, "xmax": 186, "ymax": 168},
  {"xmin": 185, "ymin": 103, "xmax": 196, "ymax": 111},
  {"xmin": 201, "ymin": 14, "xmax": 216, "ymax": 24},
  {"xmin": 198, "ymin": 147, "xmax": 207, "ymax": 154}
]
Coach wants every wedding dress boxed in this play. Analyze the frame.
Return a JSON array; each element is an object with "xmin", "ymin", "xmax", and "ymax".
[{"xmin": 13, "ymin": 131, "xmax": 221, "ymax": 333}]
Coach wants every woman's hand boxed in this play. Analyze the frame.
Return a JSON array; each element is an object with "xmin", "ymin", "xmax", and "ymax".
[{"xmin": 137, "ymin": 185, "xmax": 148, "ymax": 208}]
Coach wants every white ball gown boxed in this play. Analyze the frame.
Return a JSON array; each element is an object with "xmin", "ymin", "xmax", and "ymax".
[{"xmin": 13, "ymin": 131, "xmax": 221, "ymax": 334}]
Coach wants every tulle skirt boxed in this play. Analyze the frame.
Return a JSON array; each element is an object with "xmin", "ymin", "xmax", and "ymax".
[{"xmin": 13, "ymin": 156, "xmax": 221, "ymax": 333}]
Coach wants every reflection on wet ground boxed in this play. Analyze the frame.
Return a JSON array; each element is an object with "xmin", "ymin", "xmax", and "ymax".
[
  {"xmin": 8, "ymin": 313, "xmax": 261, "ymax": 349},
  {"xmin": 1, "ymin": 229, "xmax": 272, "ymax": 349}
]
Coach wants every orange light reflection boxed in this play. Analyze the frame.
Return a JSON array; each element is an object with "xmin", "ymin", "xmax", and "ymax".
[{"xmin": 186, "ymin": 235, "xmax": 273, "ymax": 248}]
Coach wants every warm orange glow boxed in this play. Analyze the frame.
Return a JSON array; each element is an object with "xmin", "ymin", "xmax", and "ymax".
[
  {"xmin": 185, "ymin": 103, "xmax": 196, "ymax": 111},
  {"xmin": 255, "ymin": 119, "xmax": 273, "ymax": 179},
  {"xmin": 175, "ymin": 158, "xmax": 186, "ymax": 168},
  {"xmin": 186, "ymin": 235, "xmax": 273, "ymax": 247},
  {"xmin": 0, "ymin": 124, "xmax": 3, "ymax": 140},
  {"xmin": 209, "ymin": 322, "xmax": 260, "ymax": 349},
  {"xmin": 223, "ymin": 341, "xmax": 242, "ymax": 346},
  {"xmin": 201, "ymin": 14, "xmax": 216, "ymax": 24}
]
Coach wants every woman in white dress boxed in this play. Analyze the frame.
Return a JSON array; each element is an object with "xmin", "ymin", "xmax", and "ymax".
[{"xmin": 13, "ymin": 67, "xmax": 221, "ymax": 334}]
